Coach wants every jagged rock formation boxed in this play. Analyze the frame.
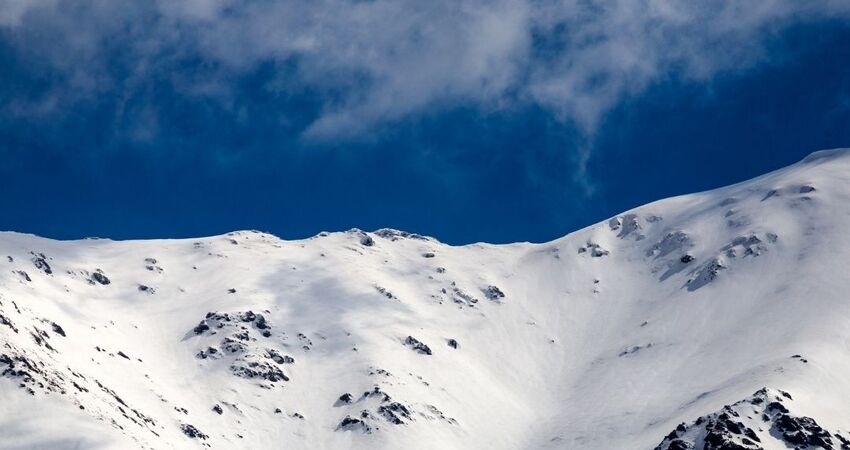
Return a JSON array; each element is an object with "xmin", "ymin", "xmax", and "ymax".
[{"xmin": 655, "ymin": 388, "xmax": 850, "ymax": 450}]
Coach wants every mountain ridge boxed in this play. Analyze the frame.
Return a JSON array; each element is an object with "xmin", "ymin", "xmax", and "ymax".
[{"xmin": 1, "ymin": 148, "xmax": 850, "ymax": 450}]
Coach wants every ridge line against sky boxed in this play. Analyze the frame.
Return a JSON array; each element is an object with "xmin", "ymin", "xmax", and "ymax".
[{"xmin": 0, "ymin": 1, "xmax": 849, "ymax": 244}]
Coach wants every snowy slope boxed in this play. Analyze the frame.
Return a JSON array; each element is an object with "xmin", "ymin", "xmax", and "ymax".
[{"xmin": 2, "ymin": 149, "xmax": 850, "ymax": 450}]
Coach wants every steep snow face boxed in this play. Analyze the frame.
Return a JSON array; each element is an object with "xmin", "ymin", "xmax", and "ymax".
[{"xmin": 2, "ymin": 149, "xmax": 850, "ymax": 450}]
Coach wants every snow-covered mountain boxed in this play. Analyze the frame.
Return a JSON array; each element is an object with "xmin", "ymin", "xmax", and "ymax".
[{"xmin": 2, "ymin": 149, "xmax": 850, "ymax": 450}]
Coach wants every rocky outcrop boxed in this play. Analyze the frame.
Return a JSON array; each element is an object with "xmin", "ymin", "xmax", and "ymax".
[
  {"xmin": 404, "ymin": 336, "xmax": 432, "ymax": 355},
  {"xmin": 30, "ymin": 252, "xmax": 52, "ymax": 275},
  {"xmin": 190, "ymin": 311, "xmax": 292, "ymax": 386},
  {"xmin": 578, "ymin": 242, "xmax": 609, "ymax": 257},
  {"xmin": 482, "ymin": 285, "xmax": 505, "ymax": 301},
  {"xmin": 655, "ymin": 388, "xmax": 850, "ymax": 450}
]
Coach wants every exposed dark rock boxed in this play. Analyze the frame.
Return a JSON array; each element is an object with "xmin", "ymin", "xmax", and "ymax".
[
  {"xmin": 193, "ymin": 321, "xmax": 210, "ymax": 335},
  {"xmin": 377, "ymin": 402, "xmax": 412, "ymax": 425},
  {"xmin": 774, "ymin": 414, "xmax": 835, "ymax": 448},
  {"xmin": 30, "ymin": 330, "xmax": 56, "ymax": 351},
  {"xmin": 212, "ymin": 404, "xmax": 223, "ymax": 415},
  {"xmin": 50, "ymin": 322, "xmax": 65, "ymax": 337},
  {"xmin": 404, "ymin": 336, "xmax": 432, "ymax": 355},
  {"xmin": 233, "ymin": 330, "xmax": 250, "ymax": 341},
  {"xmin": 339, "ymin": 393, "xmax": 353, "ymax": 404},
  {"xmin": 230, "ymin": 360, "xmax": 289, "ymax": 383},
  {"xmin": 337, "ymin": 416, "xmax": 371, "ymax": 433},
  {"xmin": 666, "ymin": 439, "xmax": 694, "ymax": 450},
  {"xmin": 447, "ymin": 339, "xmax": 459, "ymax": 349},
  {"xmin": 790, "ymin": 354, "xmax": 809, "ymax": 363},
  {"xmin": 222, "ymin": 337, "xmax": 246, "ymax": 354},
  {"xmin": 143, "ymin": 258, "xmax": 164, "ymax": 273},
  {"xmin": 30, "ymin": 252, "xmax": 52, "ymax": 275},
  {"xmin": 296, "ymin": 333, "xmax": 313, "ymax": 346},
  {"xmin": 374, "ymin": 229, "xmax": 429, "ymax": 241},
  {"xmin": 766, "ymin": 401, "xmax": 788, "ymax": 414},
  {"xmin": 252, "ymin": 314, "xmax": 269, "ymax": 330},
  {"xmin": 362, "ymin": 385, "xmax": 392, "ymax": 402},
  {"xmin": 196, "ymin": 347, "xmax": 220, "ymax": 359},
  {"xmin": 655, "ymin": 388, "xmax": 846, "ymax": 450},
  {"xmin": 194, "ymin": 310, "xmax": 274, "ymax": 345},
  {"xmin": 90, "ymin": 270, "xmax": 111, "ymax": 285},
  {"xmin": 206, "ymin": 311, "xmax": 231, "ymax": 321},
  {"xmin": 266, "ymin": 349, "xmax": 294, "ymax": 364},
  {"xmin": 180, "ymin": 424, "xmax": 208, "ymax": 440},
  {"xmin": 357, "ymin": 231, "xmax": 375, "ymax": 247},
  {"xmin": 482, "ymin": 285, "xmax": 505, "ymax": 301},
  {"xmin": 0, "ymin": 314, "xmax": 19, "ymax": 333},
  {"xmin": 422, "ymin": 252, "xmax": 435, "ymax": 258},
  {"xmin": 375, "ymin": 285, "xmax": 396, "ymax": 300},
  {"xmin": 578, "ymin": 242, "xmax": 609, "ymax": 257}
]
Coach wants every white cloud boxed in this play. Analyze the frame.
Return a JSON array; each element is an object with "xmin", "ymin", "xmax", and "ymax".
[{"xmin": 2, "ymin": 0, "xmax": 849, "ymax": 138}]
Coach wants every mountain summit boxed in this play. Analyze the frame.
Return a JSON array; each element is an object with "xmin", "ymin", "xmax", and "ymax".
[{"xmin": 2, "ymin": 149, "xmax": 850, "ymax": 449}]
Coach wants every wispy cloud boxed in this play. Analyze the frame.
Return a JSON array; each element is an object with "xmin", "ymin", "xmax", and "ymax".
[{"xmin": 2, "ymin": 0, "xmax": 849, "ymax": 141}]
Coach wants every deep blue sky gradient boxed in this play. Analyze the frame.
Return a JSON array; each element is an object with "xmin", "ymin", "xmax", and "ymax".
[{"xmin": 1, "ymin": 21, "xmax": 848, "ymax": 245}]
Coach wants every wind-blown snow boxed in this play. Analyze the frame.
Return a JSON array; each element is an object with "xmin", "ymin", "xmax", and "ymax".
[{"xmin": 2, "ymin": 149, "xmax": 850, "ymax": 450}]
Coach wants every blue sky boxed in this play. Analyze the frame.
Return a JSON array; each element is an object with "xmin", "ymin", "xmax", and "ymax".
[{"xmin": 1, "ymin": 1, "xmax": 849, "ymax": 244}]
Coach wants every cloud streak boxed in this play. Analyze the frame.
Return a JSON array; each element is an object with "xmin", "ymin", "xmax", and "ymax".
[{"xmin": 2, "ymin": 0, "xmax": 849, "ymax": 141}]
